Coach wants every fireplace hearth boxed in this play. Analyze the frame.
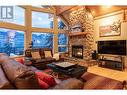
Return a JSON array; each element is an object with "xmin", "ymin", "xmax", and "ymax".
[{"xmin": 72, "ymin": 45, "xmax": 83, "ymax": 59}]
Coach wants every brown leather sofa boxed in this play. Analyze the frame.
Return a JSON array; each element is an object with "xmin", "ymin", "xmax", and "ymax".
[
  {"xmin": 0, "ymin": 53, "xmax": 40, "ymax": 89},
  {"xmin": 25, "ymin": 48, "xmax": 56, "ymax": 70},
  {"xmin": 0, "ymin": 53, "xmax": 84, "ymax": 89}
]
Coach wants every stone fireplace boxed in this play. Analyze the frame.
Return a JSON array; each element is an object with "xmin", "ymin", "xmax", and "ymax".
[
  {"xmin": 72, "ymin": 45, "xmax": 83, "ymax": 59},
  {"xmin": 68, "ymin": 7, "xmax": 94, "ymax": 60}
]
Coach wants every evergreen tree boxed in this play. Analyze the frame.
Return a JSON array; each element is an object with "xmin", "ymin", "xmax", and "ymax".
[{"xmin": 4, "ymin": 37, "xmax": 12, "ymax": 56}]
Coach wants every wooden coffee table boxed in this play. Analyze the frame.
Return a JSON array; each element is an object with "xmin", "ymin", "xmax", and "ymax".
[{"xmin": 47, "ymin": 62, "xmax": 87, "ymax": 80}]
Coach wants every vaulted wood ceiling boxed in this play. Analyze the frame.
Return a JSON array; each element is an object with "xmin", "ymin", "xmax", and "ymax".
[
  {"xmin": 54, "ymin": 5, "xmax": 127, "ymax": 24},
  {"xmin": 86, "ymin": 6, "xmax": 127, "ymax": 17}
]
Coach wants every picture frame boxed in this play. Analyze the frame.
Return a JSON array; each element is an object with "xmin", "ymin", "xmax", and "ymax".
[{"xmin": 99, "ymin": 20, "xmax": 121, "ymax": 37}]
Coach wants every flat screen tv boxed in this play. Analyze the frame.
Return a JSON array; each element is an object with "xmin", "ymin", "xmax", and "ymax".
[{"xmin": 98, "ymin": 40, "xmax": 126, "ymax": 55}]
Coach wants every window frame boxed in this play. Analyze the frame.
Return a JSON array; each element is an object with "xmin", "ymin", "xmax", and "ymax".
[
  {"xmin": 58, "ymin": 33, "xmax": 68, "ymax": 53},
  {"xmin": 57, "ymin": 16, "xmax": 69, "ymax": 53},
  {"xmin": 0, "ymin": 5, "xmax": 69, "ymax": 56}
]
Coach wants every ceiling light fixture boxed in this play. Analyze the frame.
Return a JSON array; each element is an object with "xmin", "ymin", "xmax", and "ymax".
[{"xmin": 92, "ymin": 11, "xmax": 95, "ymax": 14}]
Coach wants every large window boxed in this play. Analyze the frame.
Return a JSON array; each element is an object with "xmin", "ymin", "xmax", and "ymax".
[
  {"xmin": 0, "ymin": 6, "xmax": 69, "ymax": 56},
  {"xmin": 32, "ymin": 11, "xmax": 53, "ymax": 28},
  {"xmin": 32, "ymin": 32, "xmax": 53, "ymax": 49},
  {"xmin": 0, "ymin": 6, "xmax": 25, "ymax": 25},
  {"xmin": 58, "ymin": 18, "xmax": 67, "ymax": 29},
  {"xmin": 0, "ymin": 28, "xmax": 24, "ymax": 56},
  {"xmin": 58, "ymin": 34, "xmax": 68, "ymax": 52}
]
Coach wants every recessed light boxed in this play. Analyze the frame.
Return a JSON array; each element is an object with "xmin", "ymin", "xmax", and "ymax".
[
  {"xmin": 92, "ymin": 11, "xmax": 95, "ymax": 14},
  {"xmin": 57, "ymin": 18, "xmax": 60, "ymax": 22}
]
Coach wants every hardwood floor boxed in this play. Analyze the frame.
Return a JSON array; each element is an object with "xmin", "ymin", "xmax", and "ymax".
[{"xmin": 88, "ymin": 65, "xmax": 127, "ymax": 82}]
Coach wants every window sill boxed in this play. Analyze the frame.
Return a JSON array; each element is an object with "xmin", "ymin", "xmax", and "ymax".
[
  {"xmin": 58, "ymin": 51, "xmax": 68, "ymax": 54},
  {"xmin": 10, "ymin": 55, "xmax": 25, "ymax": 58}
]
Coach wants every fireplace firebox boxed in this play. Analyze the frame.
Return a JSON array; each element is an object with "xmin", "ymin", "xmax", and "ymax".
[{"xmin": 72, "ymin": 45, "xmax": 83, "ymax": 59}]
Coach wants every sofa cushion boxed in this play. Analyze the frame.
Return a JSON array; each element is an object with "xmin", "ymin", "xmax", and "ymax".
[
  {"xmin": 36, "ymin": 72, "xmax": 56, "ymax": 87},
  {"xmin": 34, "ymin": 58, "xmax": 55, "ymax": 63},
  {"xmin": 53, "ymin": 53, "xmax": 60, "ymax": 61},
  {"xmin": 14, "ymin": 70, "xmax": 40, "ymax": 89},
  {"xmin": 1, "ymin": 58, "xmax": 40, "ymax": 89},
  {"xmin": 0, "ymin": 65, "xmax": 14, "ymax": 89},
  {"xmin": 0, "ymin": 53, "xmax": 9, "ymax": 64},
  {"xmin": 31, "ymin": 51, "xmax": 41, "ymax": 59},
  {"xmin": 27, "ymin": 66, "xmax": 40, "ymax": 72},
  {"xmin": 38, "ymin": 78, "xmax": 49, "ymax": 89},
  {"xmin": 44, "ymin": 50, "xmax": 52, "ymax": 58},
  {"xmin": 25, "ymin": 49, "xmax": 39, "ymax": 57}
]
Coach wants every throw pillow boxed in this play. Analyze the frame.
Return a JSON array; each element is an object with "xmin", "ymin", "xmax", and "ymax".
[
  {"xmin": 44, "ymin": 50, "xmax": 52, "ymax": 58},
  {"xmin": 31, "ymin": 52, "xmax": 41, "ymax": 59},
  {"xmin": 15, "ymin": 58, "xmax": 24, "ymax": 64},
  {"xmin": 38, "ymin": 78, "xmax": 49, "ymax": 89},
  {"xmin": 53, "ymin": 53, "xmax": 60, "ymax": 61},
  {"xmin": 36, "ymin": 72, "xmax": 56, "ymax": 87}
]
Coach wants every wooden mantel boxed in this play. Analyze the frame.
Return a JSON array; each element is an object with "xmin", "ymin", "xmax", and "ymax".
[{"xmin": 68, "ymin": 31, "xmax": 92, "ymax": 36}]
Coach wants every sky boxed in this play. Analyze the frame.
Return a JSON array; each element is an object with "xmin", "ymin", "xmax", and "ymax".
[{"xmin": 0, "ymin": 6, "xmax": 52, "ymax": 28}]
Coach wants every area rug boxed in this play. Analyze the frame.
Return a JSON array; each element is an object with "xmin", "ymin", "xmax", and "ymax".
[
  {"xmin": 43, "ymin": 69, "xmax": 70, "ymax": 80},
  {"xmin": 82, "ymin": 72, "xmax": 123, "ymax": 89}
]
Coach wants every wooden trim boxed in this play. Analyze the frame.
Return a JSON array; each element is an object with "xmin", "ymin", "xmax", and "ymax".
[
  {"xmin": 53, "ymin": 14, "xmax": 59, "ymax": 53},
  {"xmin": 56, "ymin": 6, "xmax": 75, "ymax": 15},
  {"xmin": 94, "ymin": 10, "xmax": 124, "ymax": 20},
  {"xmin": 19, "ymin": 5, "xmax": 31, "ymax": 9},
  {"xmin": 25, "ymin": 6, "xmax": 32, "ymax": 49},
  {"xmin": 31, "ymin": 6, "xmax": 55, "ymax": 14},
  {"xmin": 32, "ymin": 27, "xmax": 53, "ymax": 33},
  {"xmin": 58, "ymin": 29, "xmax": 68, "ymax": 34},
  {"xmin": 0, "ymin": 22, "xmax": 26, "ymax": 31},
  {"xmin": 68, "ymin": 31, "xmax": 92, "ymax": 36},
  {"xmin": 18, "ymin": 5, "xmax": 27, "ymax": 9},
  {"xmin": 58, "ymin": 45, "xmax": 68, "ymax": 47},
  {"xmin": 17, "ymin": 5, "xmax": 55, "ymax": 14},
  {"xmin": 59, "ymin": 15, "xmax": 69, "ymax": 28}
]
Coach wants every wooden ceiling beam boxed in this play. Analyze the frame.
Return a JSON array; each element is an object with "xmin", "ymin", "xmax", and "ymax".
[
  {"xmin": 56, "ymin": 6, "xmax": 76, "ymax": 15},
  {"xmin": 59, "ymin": 15, "xmax": 69, "ymax": 26}
]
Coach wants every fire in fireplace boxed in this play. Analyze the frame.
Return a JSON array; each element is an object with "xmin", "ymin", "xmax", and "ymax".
[{"xmin": 72, "ymin": 45, "xmax": 83, "ymax": 59}]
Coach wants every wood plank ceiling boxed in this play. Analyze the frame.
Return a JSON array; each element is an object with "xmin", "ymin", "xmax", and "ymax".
[{"xmin": 54, "ymin": 5, "xmax": 127, "ymax": 24}]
